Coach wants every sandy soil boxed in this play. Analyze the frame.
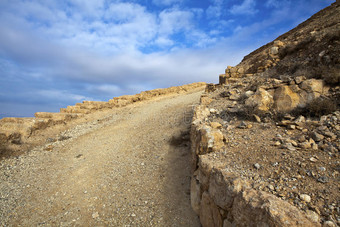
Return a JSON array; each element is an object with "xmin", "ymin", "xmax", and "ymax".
[{"xmin": 0, "ymin": 91, "xmax": 203, "ymax": 226}]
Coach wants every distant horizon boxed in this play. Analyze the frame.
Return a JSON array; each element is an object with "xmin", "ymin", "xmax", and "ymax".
[{"xmin": 0, "ymin": 0, "xmax": 335, "ymax": 118}]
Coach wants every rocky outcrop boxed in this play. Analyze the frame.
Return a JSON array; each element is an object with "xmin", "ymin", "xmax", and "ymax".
[
  {"xmin": 0, "ymin": 82, "xmax": 206, "ymax": 155},
  {"xmin": 242, "ymin": 78, "xmax": 330, "ymax": 113}
]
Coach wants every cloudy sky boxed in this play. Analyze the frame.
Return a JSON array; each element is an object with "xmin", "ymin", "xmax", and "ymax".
[{"xmin": 0, "ymin": 0, "xmax": 334, "ymax": 118}]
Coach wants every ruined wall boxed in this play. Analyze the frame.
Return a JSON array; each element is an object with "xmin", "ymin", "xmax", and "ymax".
[{"xmin": 190, "ymin": 99, "xmax": 320, "ymax": 227}]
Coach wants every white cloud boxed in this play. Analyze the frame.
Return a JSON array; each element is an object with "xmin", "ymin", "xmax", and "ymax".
[
  {"xmin": 158, "ymin": 8, "xmax": 194, "ymax": 36},
  {"xmin": 206, "ymin": 0, "xmax": 224, "ymax": 19},
  {"xmin": 230, "ymin": 0, "xmax": 258, "ymax": 15},
  {"xmin": 152, "ymin": 0, "xmax": 184, "ymax": 6},
  {"xmin": 37, "ymin": 90, "xmax": 92, "ymax": 102}
]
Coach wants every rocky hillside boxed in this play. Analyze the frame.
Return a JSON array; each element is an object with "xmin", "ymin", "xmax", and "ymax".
[
  {"xmin": 191, "ymin": 1, "xmax": 339, "ymax": 226},
  {"xmin": 221, "ymin": 0, "xmax": 339, "ymax": 87}
]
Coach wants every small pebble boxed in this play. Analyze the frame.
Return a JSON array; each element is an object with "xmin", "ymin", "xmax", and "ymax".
[
  {"xmin": 92, "ymin": 212, "xmax": 99, "ymax": 219},
  {"xmin": 254, "ymin": 163, "xmax": 261, "ymax": 170},
  {"xmin": 300, "ymin": 194, "xmax": 311, "ymax": 203}
]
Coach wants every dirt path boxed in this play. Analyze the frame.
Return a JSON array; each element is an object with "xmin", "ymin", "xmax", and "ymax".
[{"xmin": 0, "ymin": 91, "xmax": 202, "ymax": 226}]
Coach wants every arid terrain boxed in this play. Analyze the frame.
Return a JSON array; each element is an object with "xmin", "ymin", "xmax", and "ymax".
[
  {"xmin": 0, "ymin": 1, "xmax": 339, "ymax": 227},
  {"xmin": 0, "ymin": 89, "xmax": 203, "ymax": 226}
]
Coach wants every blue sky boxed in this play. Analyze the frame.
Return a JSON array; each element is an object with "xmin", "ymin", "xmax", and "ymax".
[{"xmin": 0, "ymin": 0, "xmax": 334, "ymax": 118}]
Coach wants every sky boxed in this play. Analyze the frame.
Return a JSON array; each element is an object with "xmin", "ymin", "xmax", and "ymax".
[{"xmin": 0, "ymin": 0, "xmax": 335, "ymax": 118}]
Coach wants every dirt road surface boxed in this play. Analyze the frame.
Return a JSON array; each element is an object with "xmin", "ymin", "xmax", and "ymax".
[{"xmin": 0, "ymin": 91, "xmax": 203, "ymax": 226}]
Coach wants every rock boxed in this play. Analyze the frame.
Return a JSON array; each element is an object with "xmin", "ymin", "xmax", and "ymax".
[
  {"xmin": 323, "ymin": 221, "xmax": 336, "ymax": 227},
  {"xmin": 299, "ymin": 142, "xmax": 311, "ymax": 149},
  {"xmin": 287, "ymin": 125, "xmax": 296, "ymax": 130},
  {"xmin": 199, "ymin": 192, "xmax": 223, "ymax": 227},
  {"xmin": 219, "ymin": 74, "xmax": 228, "ymax": 84},
  {"xmin": 210, "ymin": 109, "xmax": 217, "ymax": 114},
  {"xmin": 319, "ymin": 167, "xmax": 326, "ymax": 171},
  {"xmin": 310, "ymin": 157, "xmax": 318, "ymax": 162},
  {"xmin": 223, "ymin": 219, "xmax": 233, "ymax": 227},
  {"xmin": 300, "ymin": 194, "xmax": 311, "ymax": 203},
  {"xmin": 270, "ymin": 46, "xmax": 279, "ymax": 55},
  {"xmin": 311, "ymin": 132, "xmax": 324, "ymax": 142},
  {"xmin": 244, "ymin": 90, "xmax": 254, "ymax": 98},
  {"xmin": 295, "ymin": 76, "xmax": 306, "ymax": 84},
  {"xmin": 312, "ymin": 143, "xmax": 318, "ymax": 150},
  {"xmin": 245, "ymin": 88, "xmax": 274, "ymax": 112},
  {"xmin": 237, "ymin": 121, "xmax": 247, "ymax": 129},
  {"xmin": 210, "ymin": 122, "xmax": 222, "ymax": 129},
  {"xmin": 191, "ymin": 174, "xmax": 202, "ymax": 214},
  {"xmin": 274, "ymin": 141, "xmax": 281, "ymax": 146},
  {"xmin": 92, "ymin": 212, "xmax": 99, "ymax": 219},
  {"xmin": 209, "ymin": 170, "xmax": 249, "ymax": 210},
  {"xmin": 295, "ymin": 115, "xmax": 306, "ymax": 125},
  {"xmin": 298, "ymin": 135, "xmax": 306, "ymax": 142},
  {"xmin": 300, "ymin": 79, "xmax": 324, "ymax": 94},
  {"xmin": 268, "ymin": 184, "xmax": 275, "ymax": 191},
  {"xmin": 274, "ymin": 40, "xmax": 284, "ymax": 47},
  {"xmin": 305, "ymin": 210, "xmax": 319, "ymax": 223},
  {"xmin": 273, "ymin": 85, "xmax": 300, "ymax": 112},
  {"xmin": 254, "ymin": 163, "xmax": 261, "ymax": 169},
  {"xmin": 317, "ymin": 176, "xmax": 329, "ymax": 183},
  {"xmin": 284, "ymin": 143, "xmax": 296, "ymax": 151},
  {"xmin": 322, "ymin": 131, "xmax": 336, "ymax": 139},
  {"xmin": 201, "ymin": 96, "xmax": 214, "ymax": 105},
  {"xmin": 253, "ymin": 114, "xmax": 261, "ymax": 123}
]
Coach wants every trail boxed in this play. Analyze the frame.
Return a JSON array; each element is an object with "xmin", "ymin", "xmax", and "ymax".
[{"xmin": 0, "ymin": 91, "xmax": 202, "ymax": 226}]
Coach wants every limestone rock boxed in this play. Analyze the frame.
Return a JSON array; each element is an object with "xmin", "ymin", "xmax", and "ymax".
[
  {"xmin": 199, "ymin": 192, "xmax": 223, "ymax": 227},
  {"xmin": 270, "ymin": 46, "xmax": 279, "ymax": 55},
  {"xmin": 208, "ymin": 170, "xmax": 249, "ymax": 210},
  {"xmin": 191, "ymin": 174, "xmax": 202, "ymax": 214},
  {"xmin": 273, "ymin": 85, "xmax": 300, "ymax": 112},
  {"xmin": 300, "ymin": 79, "xmax": 324, "ymax": 94},
  {"xmin": 232, "ymin": 189, "xmax": 319, "ymax": 226},
  {"xmin": 210, "ymin": 122, "xmax": 222, "ymax": 129},
  {"xmin": 245, "ymin": 88, "xmax": 274, "ymax": 112}
]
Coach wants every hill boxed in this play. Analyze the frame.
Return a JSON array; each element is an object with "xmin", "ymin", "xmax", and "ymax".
[{"xmin": 191, "ymin": 1, "xmax": 339, "ymax": 226}]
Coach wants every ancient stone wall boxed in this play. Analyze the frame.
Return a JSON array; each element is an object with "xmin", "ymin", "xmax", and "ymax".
[{"xmin": 190, "ymin": 97, "xmax": 321, "ymax": 227}]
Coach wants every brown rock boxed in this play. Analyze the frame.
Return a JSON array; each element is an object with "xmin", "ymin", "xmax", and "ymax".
[
  {"xmin": 273, "ymin": 85, "xmax": 300, "ymax": 112},
  {"xmin": 300, "ymin": 79, "xmax": 324, "ymax": 94},
  {"xmin": 245, "ymin": 88, "xmax": 274, "ymax": 112},
  {"xmin": 200, "ymin": 192, "xmax": 223, "ymax": 227},
  {"xmin": 210, "ymin": 122, "xmax": 222, "ymax": 129},
  {"xmin": 201, "ymin": 96, "xmax": 213, "ymax": 105},
  {"xmin": 209, "ymin": 170, "xmax": 249, "ymax": 210},
  {"xmin": 191, "ymin": 173, "xmax": 202, "ymax": 214},
  {"xmin": 232, "ymin": 189, "xmax": 319, "ymax": 226}
]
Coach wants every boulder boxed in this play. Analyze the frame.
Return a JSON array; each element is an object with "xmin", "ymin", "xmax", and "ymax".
[
  {"xmin": 300, "ymin": 79, "xmax": 324, "ymax": 94},
  {"xmin": 273, "ymin": 85, "xmax": 300, "ymax": 112},
  {"xmin": 245, "ymin": 88, "xmax": 274, "ymax": 112}
]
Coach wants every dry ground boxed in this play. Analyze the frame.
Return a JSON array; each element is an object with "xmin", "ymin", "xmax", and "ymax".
[{"xmin": 0, "ymin": 90, "xmax": 203, "ymax": 226}]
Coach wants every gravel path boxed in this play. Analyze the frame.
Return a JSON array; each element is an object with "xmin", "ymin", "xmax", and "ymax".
[{"xmin": 0, "ymin": 91, "xmax": 202, "ymax": 226}]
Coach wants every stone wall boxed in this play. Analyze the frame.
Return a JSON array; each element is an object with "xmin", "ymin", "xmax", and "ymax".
[
  {"xmin": 0, "ymin": 82, "xmax": 206, "ymax": 148},
  {"xmin": 190, "ymin": 97, "xmax": 320, "ymax": 227}
]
